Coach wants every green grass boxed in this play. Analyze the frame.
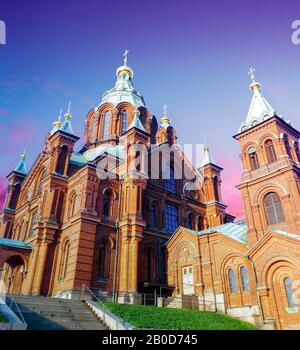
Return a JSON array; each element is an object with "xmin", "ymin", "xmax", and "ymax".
[
  {"xmin": 0, "ymin": 313, "xmax": 8, "ymax": 323},
  {"xmin": 101, "ymin": 302, "xmax": 256, "ymax": 330}
]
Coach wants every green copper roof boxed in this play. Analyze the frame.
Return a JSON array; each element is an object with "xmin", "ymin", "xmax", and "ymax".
[
  {"xmin": 272, "ymin": 229, "xmax": 300, "ymax": 241},
  {"xmin": 126, "ymin": 115, "xmax": 146, "ymax": 132},
  {"xmin": 0, "ymin": 238, "xmax": 32, "ymax": 250},
  {"xmin": 83, "ymin": 144, "xmax": 125, "ymax": 162},
  {"xmin": 70, "ymin": 153, "xmax": 88, "ymax": 167},
  {"xmin": 184, "ymin": 220, "xmax": 248, "ymax": 244}
]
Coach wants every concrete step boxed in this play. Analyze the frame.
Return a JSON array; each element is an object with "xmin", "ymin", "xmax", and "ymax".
[{"xmin": 7, "ymin": 295, "xmax": 108, "ymax": 330}]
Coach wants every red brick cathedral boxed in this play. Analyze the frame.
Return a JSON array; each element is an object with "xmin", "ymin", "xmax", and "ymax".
[{"xmin": 1, "ymin": 57, "xmax": 300, "ymax": 330}]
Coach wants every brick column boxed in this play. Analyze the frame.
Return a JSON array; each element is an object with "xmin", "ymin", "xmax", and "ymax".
[
  {"xmin": 128, "ymin": 237, "xmax": 141, "ymax": 292},
  {"xmin": 32, "ymin": 241, "xmax": 49, "ymax": 294},
  {"xmin": 119, "ymin": 237, "xmax": 130, "ymax": 291}
]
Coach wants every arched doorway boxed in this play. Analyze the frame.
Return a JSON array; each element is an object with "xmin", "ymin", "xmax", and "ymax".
[{"xmin": 2, "ymin": 256, "xmax": 26, "ymax": 295}]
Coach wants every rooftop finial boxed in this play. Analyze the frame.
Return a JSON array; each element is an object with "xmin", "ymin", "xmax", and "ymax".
[
  {"xmin": 64, "ymin": 101, "xmax": 72, "ymax": 119},
  {"xmin": 52, "ymin": 109, "xmax": 63, "ymax": 129},
  {"xmin": 160, "ymin": 104, "xmax": 171, "ymax": 127},
  {"xmin": 248, "ymin": 67, "xmax": 261, "ymax": 91},
  {"xmin": 163, "ymin": 104, "xmax": 168, "ymax": 117},
  {"xmin": 248, "ymin": 67, "xmax": 256, "ymax": 83},
  {"xmin": 123, "ymin": 49, "xmax": 129, "ymax": 66},
  {"xmin": 20, "ymin": 149, "xmax": 27, "ymax": 160}
]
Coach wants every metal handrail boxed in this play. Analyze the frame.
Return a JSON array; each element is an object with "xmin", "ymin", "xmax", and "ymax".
[
  {"xmin": 9, "ymin": 295, "xmax": 26, "ymax": 324},
  {"xmin": 81, "ymin": 284, "xmax": 117, "ymax": 317}
]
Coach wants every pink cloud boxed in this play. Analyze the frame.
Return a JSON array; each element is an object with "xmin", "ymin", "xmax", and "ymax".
[
  {"xmin": 219, "ymin": 157, "xmax": 245, "ymax": 220},
  {"xmin": 7, "ymin": 121, "xmax": 37, "ymax": 143}
]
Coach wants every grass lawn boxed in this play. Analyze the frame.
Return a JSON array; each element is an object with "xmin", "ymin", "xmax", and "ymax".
[
  {"xmin": 0, "ymin": 313, "xmax": 8, "ymax": 323},
  {"xmin": 101, "ymin": 302, "xmax": 256, "ymax": 330}
]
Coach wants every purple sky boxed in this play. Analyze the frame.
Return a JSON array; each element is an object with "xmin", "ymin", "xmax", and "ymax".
[{"xmin": 1, "ymin": 0, "xmax": 300, "ymax": 218}]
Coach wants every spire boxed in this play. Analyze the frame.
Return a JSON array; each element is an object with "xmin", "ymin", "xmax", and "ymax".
[
  {"xmin": 14, "ymin": 150, "xmax": 28, "ymax": 175},
  {"xmin": 126, "ymin": 109, "xmax": 146, "ymax": 132},
  {"xmin": 238, "ymin": 67, "xmax": 280, "ymax": 133},
  {"xmin": 61, "ymin": 101, "xmax": 74, "ymax": 134},
  {"xmin": 160, "ymin": 105, "xmax": 171, "ymax": 128},
  {"xmin": 51, "ymin": 109, "xmax": 63, "ymax": 135},
  {"xmin": 200, "ymin": 146, "xmax": 215, "ymax": 167}
]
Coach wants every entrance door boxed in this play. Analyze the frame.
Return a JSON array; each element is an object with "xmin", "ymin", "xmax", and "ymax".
[{"xmin": 182, "ymin": 266, "xmax": 194, "ymax": 295}]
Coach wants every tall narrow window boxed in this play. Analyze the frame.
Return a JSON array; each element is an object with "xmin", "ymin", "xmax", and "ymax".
[
  {"xmin": 56, "ymin": 145, "xmax": 68, "ymax": 175},
  {"xmin": 29, "ymin": 209, "xmax": 38, "ymax": 236},
  {"xmin": 186, "ymin": 213, "xmax": 193, "ymax": 230},
  {"xmin": 264, "ymin": 192, "xmax": 285, "ymax": 225},
  {"xmin": 150, "ymin": 205, "xmax": 156, "ymax": 227},
  {"xmin": 241, "ymin": 266, "xmax": 249, "ymax": 292},
  {"xmin": 294, "ymin": 141, "xmax": 300, "ymax": 162},
  {"xmin": 165, "ymin": 203, "xmax": 178, "ymax": 233},
  {"xmin": 121, "ymin": 110, "xmax": 128, "ymax": 134},
  {"xmin": 59, "ymin": 241, "xmax": 70, "ymax": 281},
  {"xmin": 103, "ymin": 190, "xmax": 113, "ymax": 217},
  {"xmin": 99, "ymin": 239, "xmax": 110, "ymax": 279},
  {"xmin": 248, "ymin": 147, "xmax": 259, "ymax": 170},
  {"xmin": 284, "ymin": 135, "xmax": 292, "ymax": 159},
  {"xmin": 284, "ymin": 277, "xmax": 296, "ymax": 307},
  {"xmin": 228, "ymin": 269, "xmax": 237, "ymax": 293},
  {"xmin": 265, "ymin": 140, "xmax": 277, "ymax": 164},
  {"xmin": 165, "ymin": 166, "xmax": 176, "ymax": 194},
  {"xmin": 213, "ymin": 176, "xmax": 220, "ymax": 201},
  {"xmin": 103, "ymin": 111, "xmax": 110, "ymax": 139}
]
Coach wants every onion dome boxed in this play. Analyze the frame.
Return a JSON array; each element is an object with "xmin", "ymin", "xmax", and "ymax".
[{"xmin": 160, "ymin": 105, "xmax": 171, "ymax": 128}]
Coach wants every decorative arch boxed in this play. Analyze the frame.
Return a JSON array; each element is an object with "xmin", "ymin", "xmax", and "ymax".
[{"xmin": 253, "ymin": 183, "xmax": 288, "ymax": 206}]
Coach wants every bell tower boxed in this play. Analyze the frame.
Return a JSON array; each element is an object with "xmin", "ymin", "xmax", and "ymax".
[{"xmin": 234, "ymin": 68, "xmax": 300, "ymax": 246}]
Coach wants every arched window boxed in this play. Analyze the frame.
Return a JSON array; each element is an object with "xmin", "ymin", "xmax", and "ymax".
[
  {"xmin": 284, "ymin": 277, "xmax": 296, "ymax": 307},
  {"xmin": 150, "ymin": 205, "xmax": 156, "ymax": 227},
  {"xmin": 165, "ymin": 203, "xmax": 178, "ymax": 233},
  {"xmin": 294, "ymin": 141, "xmax": 300, "ymax": 162},
  {"xmin": 29, "ymin": 209, "xmax": 38, "ymax": 236},
  {"xmin": 284, "ymin": 135, "xmax": 292, "ymax": 159},
  {"xmin": 103, "ymin": 111, "xmax": 110, "ymax": 139},
  {"xmin": 59, "ymin": 240, "xmax": 70, "ymax": 281},
  {"xmin": 146, "ymin": 247, "xmax": 154, "ymax": 282},
  {"xmin": 248, "ymin": 147, "xmax": 259, "ymax": 170},
  {"xmin": 99, "ymin": 239, "xmax": 111, "ymax": 279},
  {"xmin": 240, "ymin": 266, "xmax": 249, "ymax": 292},
  {"xmin": 265, "ymin": 140, "xmax": 277, "ymax": 164},
  {"xmin": 165, "ymin": 165, "xmax": 176, "ymax": 194},
  {"xmin": 56, "ymin": 145, "xmax": 68, "ymax": 175},
  {"xmin": 213, "ymin": 176, "xmax": 220, "ymax": 201},
  {"xmin": 264, "ymin": 192, "xmax": 285, "ymax": 225},
  {"xmin": 69, "ymin": 193, "xmax": 77, "ymax": 218},
  {"xmin": 121, "ymin": 110, "xmax": 128, "ymax": 134},
  {"xmin": 103, "ymin": 189, "xmax": 113, "ymax": 217},
  {"xmin": 228, "ymin": 269, "xmax": 237, "ymax": 293},
  {"xmin": 186, "ymin": 213, "xmax": 193, "ymax": 230}
]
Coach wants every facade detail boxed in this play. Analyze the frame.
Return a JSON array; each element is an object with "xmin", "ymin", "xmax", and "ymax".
[{"xmin": 1, "ymin": 59, "xmax": 300, "ymax": 330}]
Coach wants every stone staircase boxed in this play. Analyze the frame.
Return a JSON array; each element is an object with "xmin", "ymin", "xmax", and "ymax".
[{"xmin": 7, "ymin": 295, "xmax": 108, "ymax": 330}]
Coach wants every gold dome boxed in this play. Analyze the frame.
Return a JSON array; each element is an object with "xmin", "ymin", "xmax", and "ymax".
[
  {"xmin": 250, "ymin": 81, "xmax": 261, "ymax": 91},
  {"xmin": 116, "ymin": 65, "xmax": 134, "ymax": 78}
]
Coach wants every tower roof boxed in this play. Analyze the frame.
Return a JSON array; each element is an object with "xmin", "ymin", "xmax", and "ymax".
[
  {"xmin": 51, "ymin": 102, "xmax": 75, "ymax": 136},
  {"xmin": 14, "ymin": 151, "xmax": 28, "ymax": 175},
  {"xmin": 98, "ymin": 50, "xmax": 145, "ymax": 108},
  {"xmin": 238, "ymin": 68, "xmax": 285, "ymax": 133},
  {"xmin": 199, "ymin": 146, "xmax": 215, "ymax": 167},
  {"xmin": 126, "ymin": 112, "xmax": 146, "ymax": 132}
]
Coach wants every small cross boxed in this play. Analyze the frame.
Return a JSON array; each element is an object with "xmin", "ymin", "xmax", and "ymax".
[
  {"xmin": 68, "ymin": 101, "xmax": 72, "ymax": 114},
  {"xmin": 248, "ymin": 67, "xmax": 256, "ymax": 83},
  {"xmin": 123, "ymin": 49, "xmax": 129, "ymax": 66},
  {"xmin": 163, "ymin": 104, "xmax": 168, "ymax": 116}
]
